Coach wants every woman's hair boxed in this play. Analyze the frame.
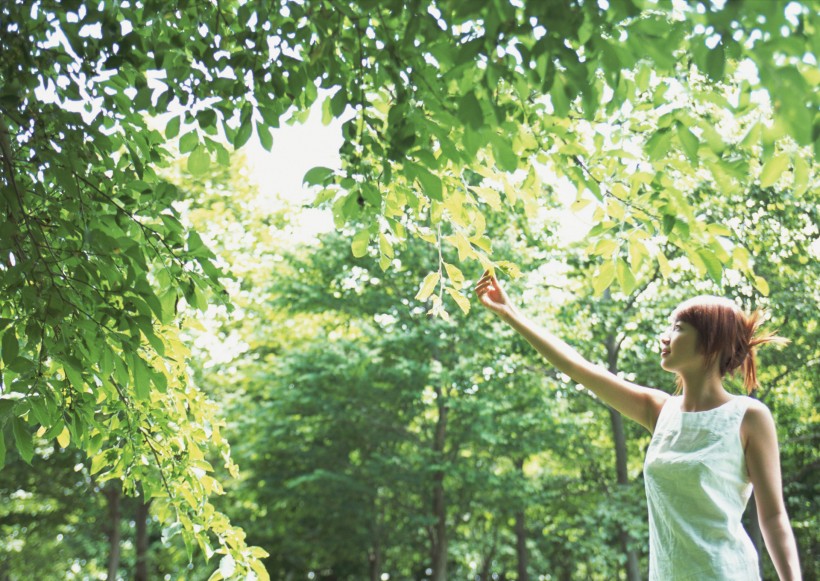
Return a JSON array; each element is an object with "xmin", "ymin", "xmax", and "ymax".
[{"xmin": 671, "ymin": 295, "xmax": 789, "ymax": 394}]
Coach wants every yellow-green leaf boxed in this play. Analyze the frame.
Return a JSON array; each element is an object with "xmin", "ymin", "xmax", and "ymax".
[
  {"xmin": 90, "ymin": 452, "xmax": 107, "ymax": 475},
  {"xmin": 628, "ymin": 238, "xmax": 647, "ymax": 269},
  {"xmin": 793, "ymin": 156, "xmax": 808, "ymax": 196},
  {"xmin": 446, "ymin": 288, "xmax": 471, "ymax": 315},
  {"xmin": 759, "ymin": 154, "xmax": 788, "ymax": 188},
  {"xmin": 57, "ymin": 426, "xmax": 70, "ymax": 448},
  {"xmin": 472, "ymin": 186, "xmax": 502, "ymax": 211},
  {"xmin": 443, "ymin": 262, "xmax": 465, "ymax": 287},
  {"xmin": 732, "ymin": 246, "xmax": 751, "ymax": 270},
  {"xmin": 753, "ymin": 276, "xmax": 770, "ymax": 296},
  {"xmin": 378, "ymin": 232, "xmax": 393, "ymax": 258},
  {"xmin": 251, "ymin": 558, "xmax": 271, "ymax": 581},
  {"xmin": 657, "ymin": 251, "xmax": 671, "ymax": 279},
  {"xmin": 592, "ymin": 261, "xmax": 616, "ymax": 295},
  {"xmin": 592, "ymin": 238, "xmax": 618, "ymax": 258},
  {"xmin": 351, "ymin": 229, "xmax": 369, "ymax": 258},
  {"xmin": 415, "ymin": 272, "xmax": 440, "ymax": 302},
  {"xmin": 616, "ymin": 258, "xmax": 637, "ymax": 295}
]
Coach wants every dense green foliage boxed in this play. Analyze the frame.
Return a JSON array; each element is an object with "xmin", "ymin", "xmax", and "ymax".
[{"xmin": 0, "ymin": 0, "xmax": 818, "ymax": 578}]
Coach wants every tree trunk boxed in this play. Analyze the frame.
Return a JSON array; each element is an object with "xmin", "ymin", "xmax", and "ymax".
[
  {"xmin": 431, "ymin": 384, "xmax": 448, "ymax": 581},
  {"xmin": 105, "ymin": 482, "xmax": 122, "ymax": 581},
  {"xmin": 368, "ymin": 545, "xmax": 382, "ymax": 581},
  {"xmin": 514, "ymin": 510, "xmax": 529, "ymax": 581},
  {"xmin": 606, "ymin": 335, "xmax": 642, "ymax": 581},
  {"xmin": 478, "ymin": 528, "xmax": 498, "ymax": 581},
  {"xmin": 369, "ymin": 506, "xmax": 382, "ymax": 581},
  {"xmin": 135, "ymin": 497, "xmax": 151, "ymax": 581}
]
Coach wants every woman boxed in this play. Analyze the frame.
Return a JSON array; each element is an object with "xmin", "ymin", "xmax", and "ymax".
[{"xmin": 474, "ymin": 271, "xmax": 802, "ymax": 580}]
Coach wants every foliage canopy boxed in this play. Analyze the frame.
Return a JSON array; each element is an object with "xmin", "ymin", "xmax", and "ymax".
[{"xmin": 1, "ymin": 0, "xmax": 818, "ymax": 577}]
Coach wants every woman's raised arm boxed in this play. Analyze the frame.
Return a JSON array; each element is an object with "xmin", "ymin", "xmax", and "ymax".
[{"xmin": 475, "ymin": 271, "xmax": 668, "ymax": 432}]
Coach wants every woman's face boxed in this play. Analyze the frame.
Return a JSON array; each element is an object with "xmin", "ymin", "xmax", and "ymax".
[{"xmin": 660, "ymin": 319, "xmax": 703, "ymax": 373}]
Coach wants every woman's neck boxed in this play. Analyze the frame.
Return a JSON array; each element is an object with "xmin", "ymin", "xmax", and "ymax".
[{"xmin": 679, "ymin": 368, "xmax": 731, "ymax": 412}]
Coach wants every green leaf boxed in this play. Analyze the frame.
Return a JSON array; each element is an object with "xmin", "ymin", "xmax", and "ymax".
[
  {"xmin": 759, "ymin": 154, "xmax": 788, "ymax": 188},
  {"xmin": 676, "ymin": 122, "xmax": 699, "ymax": 164},
  {"xmin": 303, "ymin": 166, "xmax": 335, "ymax": 186},
  {"xmin": 0, "ymin": 431, "xmax": 5, "ymax": 469},
  {"xmin": 234, "ymin": 119, "xmax": 253, "ymax": 149},
  {"xmin": 179, "ymin": 131, "xmax": 199, "ymax": 154},
  {"xmin": 411, "ymin": 166, "xmax": 443, "ymax": 201},
  {"xmin": 126, "ymin": 144, "xmax": 144, "ymax": 179},
  {"xmin": 662, "ymin": 214, "xmax": 676, "ymax": 236},
  {"xmin": 415, "ymin": 272, "xmax": 440, "ymax": 302},
  {"xmin": 187, "ymin": 146, "xmax": 211, "ymax": 175},
  {"xmin": 132, "ymin": 356, "xmax": 150, "ymax": 400},
  {"xmin": 2, "ymin": 326, "xmax": 18, "ymax": 364},
  {"xmin": 696, "ymin": 248, "xmax": 722, "ymax": 284},
  {"xmin": 705, "ymin": 41, "xmax": 725, "ymax": 81},
  {"xmin": 12, "ymin": 417, "xmax": 33, "ymax": 464},
  {"xmin": 457, "ymin": 91, "xmax": 484, "ymax": 130},
  {"xmin": 351, "ymin": 229, "xmax": 369, "ymax": 258},
  {"xmin": 646, "ymin": 128, "xmax": 673, "ymax": 161},
  {"xmin": 166, "ymin": 115, "xmax": 181, "ymax": 139},
  {"xmin": 490, "ymin": 135, "xmax": 518, "ymax": 173},
  {"xmin": 257, "ymin": 122, "xmax": 273, "ymax": 152}
]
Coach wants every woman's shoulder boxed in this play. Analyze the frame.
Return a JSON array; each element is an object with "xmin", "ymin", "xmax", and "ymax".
[
  {"xmin": 739, "ymin": 396, "xmax": 772, "ymax": 419},
  {"xmin": 739, "ymin": 397, "xmax": 776, "ymax": 449}
]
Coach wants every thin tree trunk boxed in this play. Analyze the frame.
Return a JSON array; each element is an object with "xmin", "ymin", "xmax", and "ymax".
[
  {"xmin": 606, "ymin": 334, "xmax": 642, "ymax": 581},
  {"xmin": 135, "ymin": 497, "xmax": 151, "ymax": 581},
  {"xmin": 513, "ymin": 457, "xmax": 529, "ymax": 581},
  {"xmin": 478, "ymin": 527, "xmax": 498, "ymax": 581},
  {"xmin": 105, "ymin": 482, "xmax": 122, "ymax": 581},
  {"xmin": 369, "ymin": 505, "xmax": 382, "ymax": 581},
  {"xmin": 431, "ymin": 384, "xmax": 448, "ymax": 581},
  {"xmin": 368, "ymin": 545, "xmax": 382, "ymax": 581},
  {"xmin": 514, "ymin": 510, "xmax": 529, "ymax": 581}
]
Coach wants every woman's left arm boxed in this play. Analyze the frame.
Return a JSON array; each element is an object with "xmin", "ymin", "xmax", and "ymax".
[{"xmin": 743, "ymin": 401, "xmax": 802, "ymax": 581}]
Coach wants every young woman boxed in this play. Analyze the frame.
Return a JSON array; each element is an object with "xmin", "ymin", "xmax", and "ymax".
[{"xmin": 474, "ymin": 271, "xmax": 802, "ymax": 580}]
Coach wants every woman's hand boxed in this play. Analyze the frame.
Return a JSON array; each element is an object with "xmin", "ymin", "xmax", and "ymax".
[{"xmin": 475, "ymin": 270, "xmax": 517, "ymax": 319}]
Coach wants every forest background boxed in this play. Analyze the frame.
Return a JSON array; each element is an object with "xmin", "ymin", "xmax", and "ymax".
[{"xmin": 0, "ymin": 0, "xmax": 817, "ymax": 580}]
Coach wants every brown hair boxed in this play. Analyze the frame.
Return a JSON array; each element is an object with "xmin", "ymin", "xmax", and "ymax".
[{"xmin": 671, "ymin": 295, "xmax": 789, "ymax": 394}]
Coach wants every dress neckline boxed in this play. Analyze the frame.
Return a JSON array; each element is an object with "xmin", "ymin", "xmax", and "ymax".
[{"xmin": 677, "ymin": 394, "xmax": 738, "ymax": 415}]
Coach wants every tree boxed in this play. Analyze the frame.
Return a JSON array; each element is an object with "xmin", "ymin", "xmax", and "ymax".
[{"xmin": 2, "ymin": 0, "xmax": 818, "ymax": 577}]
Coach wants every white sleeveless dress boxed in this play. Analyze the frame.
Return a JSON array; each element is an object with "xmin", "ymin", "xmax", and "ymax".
[{"xmin": 644, "ymin": 395, "xmax": 761, "ymax": 580}]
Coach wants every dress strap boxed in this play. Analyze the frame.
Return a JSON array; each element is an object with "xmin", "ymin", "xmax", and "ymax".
[
  {"xmin": 730, "ymin": 395, "xmax": 754, "ymax": 424},
  {"xmin": 653, "ymin": 395, "xmax": 680, "ymax": 434}
]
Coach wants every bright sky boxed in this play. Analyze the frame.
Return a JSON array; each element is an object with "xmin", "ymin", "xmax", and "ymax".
[
  {"xmin": 244, "ymin": 105, "xmax": 343, "ymax": 242},
  {"xmin": 244, "ymin": 105, "xmax": 593, "ymax": 246}
]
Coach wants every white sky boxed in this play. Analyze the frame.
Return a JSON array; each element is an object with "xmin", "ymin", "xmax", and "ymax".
[{"xmin": 244, "ymin": 106, "xmax": 592, "ymax": 246}]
